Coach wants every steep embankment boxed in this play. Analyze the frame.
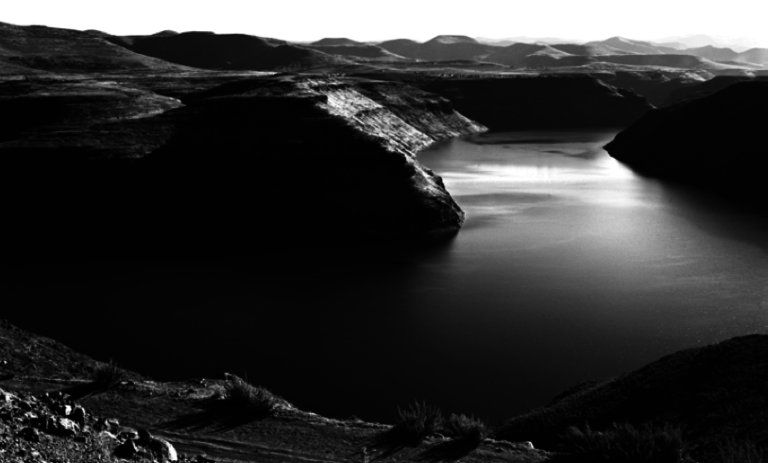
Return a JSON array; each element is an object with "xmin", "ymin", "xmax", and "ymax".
[
  {"xmin": 604, "ymin": 80, "xmax": 768, "ymax": 210},
  {"xmin": 497, "ymin": 335, "xmax": 768, "ymax": 458},
  {"xmin": 417, "ymin": 74, "xmax": 652, "ymax": 130},
  {"xmin": 0, "ymin": 21, "xmax": 192, "ymax": 74},
  {"xmin": 0, "ymin": 75, "xmax": 484, "ymax": 260}
]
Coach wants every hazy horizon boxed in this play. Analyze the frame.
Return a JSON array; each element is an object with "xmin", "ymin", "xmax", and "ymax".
[{"xmin": 6, "ymin": 0, "xmax": 768, "ymax": 49}]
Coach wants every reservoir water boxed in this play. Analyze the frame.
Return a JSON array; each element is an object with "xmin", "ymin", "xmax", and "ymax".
[{"xmin": 6, "ymin": 130, "xmax": 768, "ymax": 424}]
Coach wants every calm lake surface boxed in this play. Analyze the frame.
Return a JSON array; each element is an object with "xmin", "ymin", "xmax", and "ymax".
[{"xmin": 7, "ymin": 130, "xmax": 768, "ymax": 424}]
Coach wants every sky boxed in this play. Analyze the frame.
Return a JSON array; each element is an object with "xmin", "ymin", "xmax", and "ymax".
[{"xmin": 5, "ymin": 0, "xmax": 768, "ymax": 47}]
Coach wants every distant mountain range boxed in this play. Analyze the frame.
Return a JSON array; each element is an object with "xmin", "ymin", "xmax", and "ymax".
[
  {"xmin": 372, "ymin": 35, "xmax": 768, "ymax": 70},
  {"xmin": 653, "ymin": 34, "xmax": 763, "ymax": 52},
  {"xmin": 2, "ymin": 20, "xmax": 767, "ymax": 75}
]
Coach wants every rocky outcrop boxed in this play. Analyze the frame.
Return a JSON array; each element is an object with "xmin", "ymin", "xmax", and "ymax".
[
  {"xmin": 0, "ymin": 386, "xmax": 178, "ymax": 462},
  {"xmin": 418, "ymin": 74, "xmax": 652, "ymax": 130},
  {"xmin": 0, "ymin": 74, "xmax": 484, "ymax": 260},
  {"xmin": 604, "ymin": 80, "xmax": 768, "ymax": 209}
]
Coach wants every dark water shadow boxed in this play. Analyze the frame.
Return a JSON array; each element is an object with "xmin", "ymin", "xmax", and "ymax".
[
  {"xmin": 465, "ymin": 130, "xmax": 616, "ymax": 146},
  {"xmin": 608, "ymin": 154, "xmax": 768, "ymax": 253},
  {"xmin": 644, "ymin": 176, "xmax": 768, "ymax": 254},
  {"xmin": 540, "ymin": 147, "xmax": 603, "ymax": 160},
  {"xmin": 414, "ymin": 438, "xmax": 482, "ymax": 462},
  {"xmin": 158, "ymin": 400, "xmax": 271, "ymax": 433}
]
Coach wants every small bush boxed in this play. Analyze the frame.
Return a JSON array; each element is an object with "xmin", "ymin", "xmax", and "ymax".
[
  {"xmin": 715, "ymin": 438, "xmax": 766, "ymax": 463},
  {"xmin": 395, "ymin": 401, "xmax": 443, "ymax": 443},
  {"xmin": 560, "ymin": 422, "xmax": 691, "ymax": 463},
  {"xmin": 91, "ymin": 360, "xmax": 125, "ymax": 389},
  {"xmin": 441, "ymin": 414, "xmax": 488, "ymax": 443},
  {"xmin": 221, "ymin": 376, "xmax": 281, "ymax": 415}
]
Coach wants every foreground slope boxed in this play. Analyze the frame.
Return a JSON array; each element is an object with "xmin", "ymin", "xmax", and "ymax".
[
  {"xmin": 498, "ymin": 335, "xmax": 768, "ymax": 456},
  {"xmin": 0, "ymin": 320, "xmax": 550, "ymax": 463}
]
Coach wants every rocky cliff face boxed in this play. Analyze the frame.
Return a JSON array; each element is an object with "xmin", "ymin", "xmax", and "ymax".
[
  {"xmin": 604, "ymin": 80, "xmax": 768, "ymax": 210},
  {"xmin": 0, "ymin": 74, "xmax": 484, "ymax": 261}
]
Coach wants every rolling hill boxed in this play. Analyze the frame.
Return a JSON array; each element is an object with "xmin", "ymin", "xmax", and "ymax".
[
  {"xmin": 378, "ymin": 35, "xmax": 498, "ymax": 62},
  {"xmin": 0, "ymin": 21, "xmax": 193, "ymax": 74},
  {"xmin": 587, "ymin": 36, "xmax": 678, "ymax": 55},
  {"xmin": 105, "ymin": 31, "xmax": 349, "ymax": 71}
]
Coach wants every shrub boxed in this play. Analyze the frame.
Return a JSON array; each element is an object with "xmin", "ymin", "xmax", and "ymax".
[
  {"xmin": 441, "ymin": 413, "xmax": 488, "ymax": 443},
  {"xmin": 715, "ymin": 438, "xmax": 766, "ymax": 463},
  {"xmin": 560, "ymin": 422, "xmax": 691, "ymax": 463},
  {"xmin": 395, "ymin": 401, "xmax": 443, "ymax": 443},
  {"xmin": 221, "ymin": 376, "xmax": 281, "ymax": 415},
  {"xmin": 91, "ymin": 359, "xmax": 125, "ymax": 389}
]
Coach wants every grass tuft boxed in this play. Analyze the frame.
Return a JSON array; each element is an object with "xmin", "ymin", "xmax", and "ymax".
[
  {"xmin": 560, "ymin": 422, "xmax": 691, "ymax": 463},
  {"xmin": 91, "ymin": 359, "xmax": 125, "ymax": 389},
  {"xmin": 715, "ymin": 438, "xmax": 767, "ymax": 463},
  {"xmin": 395, "ymin": 401, "xmax": 443, "ymax": 444},
  {"xmin": 221, "ymin": 375, "xmax": 281, "ymax": 415},
  {"xmin": 441, "ymin": 413, "xmax": 488, "ymax": 443}
]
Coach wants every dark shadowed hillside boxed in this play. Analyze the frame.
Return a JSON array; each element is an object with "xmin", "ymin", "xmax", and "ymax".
[
  {"xmin": 0, "ymin": 75, "xmax": 483, "ymax": 261},
  {"xmin": 377, "ymin": 38, "xmax": 422, "ymax": 58},
  {"xmin": 310, "ymin": 37, "xmax": 361, "ymax": 46},
  {"xmin": 498, "ymin": 335, "xmax": 768, "ymax": 458},
  {"xmin": 418, "ymin": 35, "xmax": 498, "ymax": 61},
  {"xmin": 605, "ymin": 80, "xmax": 768, "ymax": 211},
  {"xmin": 420, "ymin": 74, "xmax": 651, "ymax": 129},
  {"xmin": 106, "ymin": 31, "xmax": 350, "ymax": 71},
  {"xmin": 663, "ymin": 75, "xmax": 768, "ymax": 105},
  {"xmin": 307, "ymin": 44, "xmax": 409, "ymax": 61}
]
